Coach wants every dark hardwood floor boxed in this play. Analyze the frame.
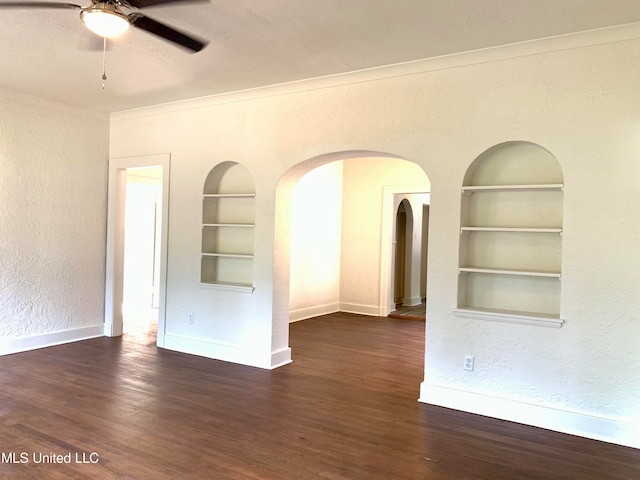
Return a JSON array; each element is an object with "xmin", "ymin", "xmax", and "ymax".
[{"xmin": 0, "ymin": 312, "xmax": 638, "ymax": 479}]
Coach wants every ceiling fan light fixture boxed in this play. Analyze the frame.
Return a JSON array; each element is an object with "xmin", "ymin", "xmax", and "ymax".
[{"xmin": 80, "ymin": 4, "xmax": 130, "ymax": 38}]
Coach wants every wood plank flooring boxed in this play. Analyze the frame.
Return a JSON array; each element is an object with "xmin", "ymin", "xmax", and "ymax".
[{"xmin": 0, "ymin": 312, "xmax": 638, "ymax": 479}]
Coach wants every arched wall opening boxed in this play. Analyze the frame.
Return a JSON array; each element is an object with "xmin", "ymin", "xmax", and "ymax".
[
  {"xmin": 272, "ymin": 150, "xmax": 430, "ymax": 360},
  {"xmin": 455, "ymin": 140, "xmax": 564, "ymax": 326},
  {"xmin": 390, "ymin": 193, "xmax": 430, "ymax": 312},
  {"xmin": 200, "ymin": 161, "xmax": 256, "ymax": 289}
]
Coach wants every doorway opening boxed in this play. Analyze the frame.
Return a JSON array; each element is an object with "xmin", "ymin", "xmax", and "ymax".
[
  {"xmin": 122, "ymin": 167, "xmax": 163, "ymax": 336},
  {"xmin": 281, "ymin": 152, "xmax": 430, "ymax": 324},
  {"xmin": 105, "ymin": 154, "xmax": 170, "ymax": 347},
  {"xmin": 272, "ymin": 150, "xmax": 430, "ymax": 368},
  {"xmin": 389, "ymin": 195, "xmax": 429, "ymax": 321}
]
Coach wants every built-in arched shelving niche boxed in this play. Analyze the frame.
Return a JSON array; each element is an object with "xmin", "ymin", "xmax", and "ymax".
[
  {"xmin": 201, "ymin": 161, "xmax": 255, "ymax": 291},
  {"xmin": 454, "ymin": 141, "xmax": 564, "ymax": 327}
]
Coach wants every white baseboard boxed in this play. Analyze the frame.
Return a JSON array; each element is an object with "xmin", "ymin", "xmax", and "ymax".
[
  {"xmin": 420, "ymin": 383, "xmax": 640, "ymax": 450},
  {"xmin": 271, "ymin": 347, "xmax": 292, "ymax": 369},
  {"xmin": 162, "ymin": 334, "xmax": 272, "ymax": 369},
  {"xmin": 0, "ymin": 325, "xmax": 105, "ymax": 356},
  {"xmin": 403, "ymin": 296, "xmax": 423, "ymax": 307},
  {"xmin": 339, "ymin": 302, "xmax": 380, "ymax": 317},
  {"xmin": 289, "ymin": 303, "xmax": 339, "ymax": 323}
]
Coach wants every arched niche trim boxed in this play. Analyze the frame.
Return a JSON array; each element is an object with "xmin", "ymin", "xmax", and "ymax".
[
  {"xmin": 201, "ymin": 162, "xmax": 256, "ymax": 291},
  {"xmin": 455, "ymin": 141, "xmax": 565, "ymax": 327}
]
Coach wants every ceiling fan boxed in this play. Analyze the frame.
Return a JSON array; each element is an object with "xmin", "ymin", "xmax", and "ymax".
[{"xmin": 0, "ymin": 0, "xmax": 208, "ymax": 52}]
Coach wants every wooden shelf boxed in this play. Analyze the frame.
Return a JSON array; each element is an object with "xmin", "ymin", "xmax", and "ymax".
[
  {"xmin": 199, "ymin": 281, "xmax": 255, "ymax": 293},
  {"xmin": 462, "ymin": 184, "xmax": 563, "ymax": 194},
  {"xmin": 461, "ymin": 227, "xmax": 562, "ymax": 233},
  {"xmin": 454, "ymin": 307, "xmax": 563, "ymax": 328},
  {"xmin": 459, "ymin": 267, "xmax": 561, "ymax": 278},
  {"xmin": 201, "ymin": 252, "xmax": 254, "ymax": 259}
]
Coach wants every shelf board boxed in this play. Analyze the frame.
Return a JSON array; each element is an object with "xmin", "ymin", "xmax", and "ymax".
[
  {"xmin": 454, "ymin": 307, "xmax": 563, "ymax": 328},
  {"xmin": 201, "ymin": 252, "xmax": 254, "ymax": 259},
  {"xmin": 199, "ymin": 281, "xmax": 255, "ymax": 293},
  {"xmin": 462, "ymin": 184, "xmax": 563, "ymax": 194},
  {"xmin": 461, "ymin": 226, "xmax": 562, "ymax": 233},
  {"xmin": 459, "ymin": 267, "xmax": 561, "ymax": 278},
  {"xmin": 202, "ymin": 223, "xmax": 255, "ymax": 228},
  {"xmin": 203, "ymin": 193, "xmax": 255, "ymax": 198}
]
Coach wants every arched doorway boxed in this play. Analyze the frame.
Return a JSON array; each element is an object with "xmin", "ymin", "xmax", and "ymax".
[
  {"xmin": 272, "ymin": 150, "xmax": 430, "ymax": 361},
  {"xmin": 394, "ymin": 200, "xmax": 410, "ymax": 306},
  {"xmin": 389, "ymin": 195, "xmax": 429, "ymax": 320}
]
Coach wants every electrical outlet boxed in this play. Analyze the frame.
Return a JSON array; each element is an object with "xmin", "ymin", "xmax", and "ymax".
[
  {"xmin": 464, "ymin": 355, "xmax": 474, "ymax": 371},
  {"xmin": 188, "ymin": 313, "xmax": 194, "ymax": 325}
]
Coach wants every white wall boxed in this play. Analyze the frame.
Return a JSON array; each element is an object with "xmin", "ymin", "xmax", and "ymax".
[
  {"xmin": 0, "ymin": 90, "xmax": 109, "ymax": 352},
  {"xmin": 341, "ymin": 159, "xmax": 429, "ymax": 314},
  {"xmin": 110, "ymin": 37, "xmax": 640, "ymax": 447},
  {"xmin": 289, "ymin": 161, "xmax": 343, "ymax": 321},
  {"xmin": 421, "ymin": 204, "xmax": 429, "ymax": 298}
]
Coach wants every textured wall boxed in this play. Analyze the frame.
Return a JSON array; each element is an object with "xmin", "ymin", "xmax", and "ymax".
[
  {"xmin": 340, "ymin": 158, "xmax": 429, "ymax": 311},
  {"xmin": 0, "ymin": 91, "xmax": 109, "ymax": 338},
  {"xmin": 289, "ymin": 161, "xmax": 343, "ymax": 319},
  {"xmin": 110, "ymin": 38, "xmax": 640, "ymax": 441}
]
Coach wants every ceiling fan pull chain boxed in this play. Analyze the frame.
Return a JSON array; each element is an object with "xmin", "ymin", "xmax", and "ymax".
[{"xmin": 101, "ymin": 36, "xmax": 108, "ymax": 89}]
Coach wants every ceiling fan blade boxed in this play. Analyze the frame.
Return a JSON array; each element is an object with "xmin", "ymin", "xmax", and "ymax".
[
  {"xmin": 0, "ymin": 2, "xmax": 80, "ymax": 9},
  {"xmin": 129, "ymin": 13, "xmax": 207, "ymax": 52},
  {"xmin": 126, "ymin": 0, "xmax": 209, "ymax": 8}
]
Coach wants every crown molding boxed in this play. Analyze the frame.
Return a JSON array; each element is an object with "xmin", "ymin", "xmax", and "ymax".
[{"xmin": 111, "ymin": 21, "xmax": 640, "ymax": 122}]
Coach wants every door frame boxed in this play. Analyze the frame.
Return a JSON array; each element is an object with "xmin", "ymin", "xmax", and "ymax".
[
  {"xmin": 104, "ymin": 153, "xmax": 170, "ymax": 347},
  {"xmin": 379, "ymin": 186, "xmax": 430, "ymax": 316}
]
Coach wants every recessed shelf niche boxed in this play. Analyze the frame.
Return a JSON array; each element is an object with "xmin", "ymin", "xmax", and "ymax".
[
  {"xmin": 201, "ymin": 161, "xmax": 255, "ymax": 291},
  {"xmin": 455, "ymin": 141, "xmax": 564, "ymax": 327}
]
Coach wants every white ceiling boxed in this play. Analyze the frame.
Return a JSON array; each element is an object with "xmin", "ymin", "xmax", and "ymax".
[{"xmin": 1, "ymin": 0, "xmax": 640, "ymax": 113}]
